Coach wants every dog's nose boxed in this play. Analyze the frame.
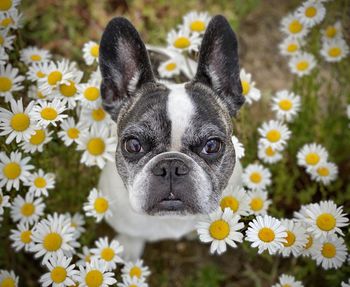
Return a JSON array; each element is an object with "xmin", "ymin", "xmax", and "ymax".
[{"xmin": 152, "ymin": 159, "xmax": 189, "ymax": 177}]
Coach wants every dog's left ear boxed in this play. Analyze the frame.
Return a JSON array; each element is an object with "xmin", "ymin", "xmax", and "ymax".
[
  {"xmin": 193, "ymin": 15, "xmax": 244, "ymax": 116},
  {"xmin": 99, "ymin": 17, "xmax": 156, "ymax": 121}
]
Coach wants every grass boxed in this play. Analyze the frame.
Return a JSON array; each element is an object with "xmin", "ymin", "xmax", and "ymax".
[{"xmin": 1, "ymin": 0, "xmax": 350, "ymax": 286}]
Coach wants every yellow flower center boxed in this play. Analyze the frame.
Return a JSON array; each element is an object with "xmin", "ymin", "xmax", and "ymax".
[
  {"xmin": 30, "ymin": 54, "xmax": 42, "ymax": 61},
  {"xmin": 59, "ymin": 80, "xmax": 77, "ymax": 97},
  {"xmin": 21, "ymin": 203, "xmax": 35, "ymax": 217},
  {"xmin": 288, "ymin": 20, "xmax": 303, "ymax": 34},
  {"xmin": 305, "ymin": 152, "xmax": 320, "ymax": 165},
  {"xmin": 43, "ymin": 232, "xmax": 63, "ymax": 251},
  {"xmin": 220, "ymin": 196, "xmax": 239, "ymax": 212},
  {"xmin": 87, "ymin": 138, "xmax": 105, "ymax": 156},
  {"xmin": 278, "ymin": 99, "xmax": 293, "ymax": 111},
  {"xmin": 91, "ymin": 108, "xmax": 106, "ymax": 122},
  {"xmin": 10, "ymin": 113, "xmax": 30, "ymax": 131},
  {"xmin": 241, "ymin": 80, "xmax": 250, "ymax": 96},
  {"xmin": 283, "ymin": 231, "xmax": 296, "ymax": 247},
  {"xmin": 0, "ymin": 277, "xmax": 16, "ymax": 287},
  {"xmin": 250, "ymin": 197, "xmax": 264, "ymax": 211},
  {"xmin": 209, "ymin": 219, "xmax": 230, "ymax": 240},
  {"xmin": 84, "ymin": 87, "xmax": 100, "ymax": 101},
  {"xmin": 316, "ymin": 213, "xmax": 336, "ymax": 231},
  {"xmin": 101, "ymin": 247, "xmax": 115, "ymax": 261},
  {"xmin": 90, "ymin": 44, "xmax": 99, "ymax": 58},
  {"xmin": 29, "ymin": 129, "xmax": 46, "ymax": 145},
  {"xmin": 94, "ymin": 197, "xmax": 109, "ymax": 213},
  {"xmin": 190, "ymin": 20, "xmax": 206, "ymax": 32},
  {"xmin": 173, "ymin": 37, "xmax": 191, "ymax": 49},
  {"xmin": 317, "ymin": 166, "xmax": 330, "ymax": 177},
  {"xmin": 328, "ymin": 47, "xmax": 341, "ymax": 58},
  {"xmin": 249, "ymin": 172, "xmax": 262, "ymax": 183},
  {"xmin": 265, "ymin": 146, "xmax": 276, "ymax": 157},
  {"xmin": 37, "ymin": 91, "xmax": 45, "ymax": 99},
  {"xmin": 0, "ymin": 195, "xmax": 2, "ymax": 205},
  {"xmin": 296, "ymin": 61, "xmax": 309, "ymax": 71},
  {"xmin": 321, "ymin": 242, "xmax": 336, "ymax": 258},
  {"xmin": 51, "ymin": 266, "xmax": 67, "ymax": 284},
  {"xmin": 85, "ymin": 270, "xmax": 103, "ymax": 287},
  {"xmin": 305, "ymin": 6, "xmax": 317, "ymax": 18},
  {"xmin": 67, "ymin": 127, "xmax": 80, "ymax": 139},
  {"xmin": 34, "ymin": 177, "xmax": 47, "ymax": 188},
  {"xmin": 266, "ymin": 129, "xmax": 281, "ymax": 142},
  {"xmin": 325, "ymin": 26, "xmax": 336, "ymax": 38},
  {"xmin": 287, "ymin": 43, "xmax": 298, "ymax": 53},
  {"xmin": 258, "ymin": 227, "xmax": 275, "ymax": 243},
  {"xmin": 304, "ymin": 235, "xmax": 313, "ymax": 249},
  {"xmin": 0, "ymin": 35, "xmax": 3, "ymax": 45},
  {"xmin": 20, "ymin": 230, "xmax": 32, "ymax": 244},
  {"xmin": 165, "ymin": 62, "xmax": 177, "ymax": 71},
  {"xmin": 40, "ymin": 107, "xmax": 58, "ymax": 121},
  {"xmin": 0, "ymin": 0, "xmax": 12, "ymax": 11},
  {"xmin": 3, "ymin": 162, "xmax": 21, "ymax": 179},
  {"xmin": 282, "ymin": 285, "xmax": 291, "ymax": 287},
  {"xmin": 37, "ymin": 71, "xmax": 46, "ymax": 78},
  {"xmin": 129, "ymin": 266, "xmax": 142, "ymax": 278},
  {"xmin": 1, "ymin": 17, "xmax": 13, "ymax": 27},
  {"xmin": 47, "ymin": 71, "xmax": 63, "ymax": 86},
  {"xmin": 0, "ymin": 76, "xmax": 12, "ymax": 92}
]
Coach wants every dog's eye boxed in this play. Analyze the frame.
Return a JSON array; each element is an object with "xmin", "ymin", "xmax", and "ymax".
[
  {"xmin": 201, "ymin": 139, "xmax": 222, "ymax": 154},
  {"xmin": 125, "ymin": 138, "xmax": 143, "ymax": 153}
]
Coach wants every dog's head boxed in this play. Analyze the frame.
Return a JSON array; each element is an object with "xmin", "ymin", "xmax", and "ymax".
[{"xmin": 99, "ymin": 15, "xmax": 244, "ymax": 215}]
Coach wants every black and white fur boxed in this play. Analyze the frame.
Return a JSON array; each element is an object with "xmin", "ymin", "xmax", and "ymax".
[{"xmin": 98, "ymin": 15, "xmax": 244, "ymax": 259}]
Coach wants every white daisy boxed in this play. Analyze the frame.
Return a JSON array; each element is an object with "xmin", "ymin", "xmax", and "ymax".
[
  {"xmin": 77, "ymin": 79, "xmax": 102, "ymax": 108},
  {"xmin": 83, "ymin": 41, "xmax": 99, "ymax": 65},
  {"xmin": 0, "ymin": 151, "xmax": 33, "ymax": 191},
  {"xmin": 312, "ymin": 235, "xmax": 347, "ymax": 270},
  {"xmin": 322, "ymin": 21, "xmax": 343, "ymax": 41},
  {"xmin": 341, "ymin": 279, "xmax": 350, "ymax": 287},
  {"xmin": 0, "ymin": 47, "xmax": 9, "ymax": 65},
  {"xmin": 19, "ymin": 127, "xmax": 53, "ymax": 153},
  {"xmin": 83, "ymin": 188, "xmax": 112, "ymax": 223},
  {"xmin": 66, "ymin": 212, "xmax": 86, "ymax": 239},
  {"xmin": 0, "ymin": 0, "xmax": 21, "ymax": 12},
  {"xmin": 296, "ymin": 0, "xmax": 326, "ymax": 27},
  {"xmin": 0, "ymin": 188, "xmax": 10, "ymax": 214},
  {"xmin": 30, "ymin": 213, "xmax": 76, "ymax": 263},
  {"xmin": 320, "ymin": 38, "xmax": 349, "ymax": 62},
  {"xmin": 24, "ymin": 169, "xmax": 55, "ymax": 197},
  {"xmin": 91, "ymin": 237, "xmax": 124, "ymax": 271},
  {"xmin": 219, "ymin": 186, "xmax": 250, "ymax": 216},
  {"xmin": 40, "ymin": 253, "xmax": 78, "ymax": 287},
  {"xmin": 271, "ymin": 90, "xmax": 301, "ymax": 122},
  {"xmin": 0, "ymin": 64, "xmax": 25, "ymax": 102},
  {"xmin": 297, "ymin": 143, "xmax": 328, "ymax": 168},
  {"xmin": 239, "ymin": 69, "xmax": 261, "ymax": 105},
  {"xmin": 257, "ymin": 140, "xmax": 283, "ymax": 164},
  {"xmin": 28, "ymin": 84, "xmax": 49, "ymax": 100},
  {"xmin": 117, "ymin": 276, "xmax": 148, "ymax": 287},
  {"xmin": 167, "ymin": 26, "xmax": 201, "ymax": 53},
  {"xmin": 307, "ymin": 161, "xmax": 338, "ymax": 185},
  {"xmin": 121, "ymin": 259, "xmax": 151, "ymax": 281},
  {"xmin": 258, "ymin": 120, "xmax": 291, "ymax": 150},
  {"xmin": 0, "ymin": 8, "xmax": 22, "ymax": 30},
  {"xmin": 280, "ymin": 13, "xmax": 309, "ymax": 38},
  {"xmin": 55, "ymin": 71, "xmax": 83, "ymax": 109},
  {"xmin": 288, "ymin": 52, "xmax": 316, "ymax": 77},
  {"xmin": 272, "ymin": 274, "xmax": 304, "ymax": 287},
  {"xmin": 76, "ymin": 258, "xmax": 117, "ymax": 287},
  {"xmin": 300, "ymin": 232, "xmax": 319, "ymax": 257},
  {"xmin": 242, "ymin": 163, "xmax": 272, "ymax": 190},
  {"xmin": 304, "ymin": 200, "xmax": 349, "ymax": 239},
  {"xmin": 279, "ymin": 37, "xmax": 305, "ymax": 57},
  {"xmin": 80, "ymin": 105, "xmax": 112, "ymax": 129},
  {"xmin": 183, "ymin": 11, "xmax": 211, "ymax": 34},
  {"xmin": 0, "ymin": 270, "xmax": 19, "ymax": 287},
  {"xmin": 58, "ymin": 117, "xmax": 87, "ymax": 146},
  {"xmin": 197, "ymin": 208, "xmax": 244, "ymax": 255},
  {"xmin": 26, "ymin": 62, "xmax": 50, "ymax": 82},
  {"xmin": 231, "ymin": 135, "xmax": 245, "ymax": 160},
  {"xmin": 279, "ymin": 219, "xmax": 308, "ymax": 257},
  {"xmin": 10, "ymin": 221, "xmax": 34, "ymax": 252},
  {"xmin": 76, "ymin": 127, "xmax": 116, "ymax": 169},
  {"xmin": 20, "ymin": 46, "xmax": 51, "ymax": 65},
  {"xmin": 10, "ymin": 192, "xmax": 45, "ymax": 225},
  {"xmin": 77, "ymin": 246, "xmax": 93, "ymax": 267},
  {"xmin": 89, "ymin": 67, "xmax": 102, "ymax": 83},
  {"xmin": 30, "ymin": 98, "xmax": 67, "ymax": 128},
  {"xmin": 247, "ymin": 189, "xmax": 271, "ymax": 215},
  {"xmin": 245, "ymin": 215, "xmax": 287, "ymax": 255},
  {"xmin": 0, "ymin": 29, "xmax": 15, "ymax": 50},
  {"xmin": 0, "ymin": 98, "xmax": 36, "ymax": 144},
  {"xmin": 158, "ymin": 57, "xmax": 182, "ymax": 78}
]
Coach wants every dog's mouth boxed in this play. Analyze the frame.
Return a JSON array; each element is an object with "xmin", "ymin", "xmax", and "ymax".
[{"xmin": 157, "ymin": 193, "xmax": 185, "ymax": 211}]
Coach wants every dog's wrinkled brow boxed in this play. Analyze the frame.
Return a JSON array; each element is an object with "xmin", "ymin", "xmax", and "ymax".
[{"xmin": 120, "ymin": 124, "xmax": 155, "ymax": 139}]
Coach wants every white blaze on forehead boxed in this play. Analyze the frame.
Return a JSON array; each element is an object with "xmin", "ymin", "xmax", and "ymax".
[{"xmin": 166, "ymin": 83, "xmax": 195, "ymax": 150}]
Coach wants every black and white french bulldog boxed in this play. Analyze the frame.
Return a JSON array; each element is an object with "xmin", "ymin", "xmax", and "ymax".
[{"xmin": 98, "ymin": 15, "xmax": 245, "ymax": 259}]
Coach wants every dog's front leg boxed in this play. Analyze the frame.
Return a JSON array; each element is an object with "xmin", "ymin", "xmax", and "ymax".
[{"xmin": 117, "ymin": 233, "xmax": 146, "ymax": 261}]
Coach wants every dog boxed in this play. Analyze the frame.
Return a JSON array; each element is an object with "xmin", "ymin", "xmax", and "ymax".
[{"xmin": 98, "ymin": 15, "xmax": 245, "ymax": 260}]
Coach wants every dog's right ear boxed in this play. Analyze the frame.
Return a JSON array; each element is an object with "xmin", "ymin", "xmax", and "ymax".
[{"xmin": 99, "ymin": 17, "xmax": 156, "ymax": 121}]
